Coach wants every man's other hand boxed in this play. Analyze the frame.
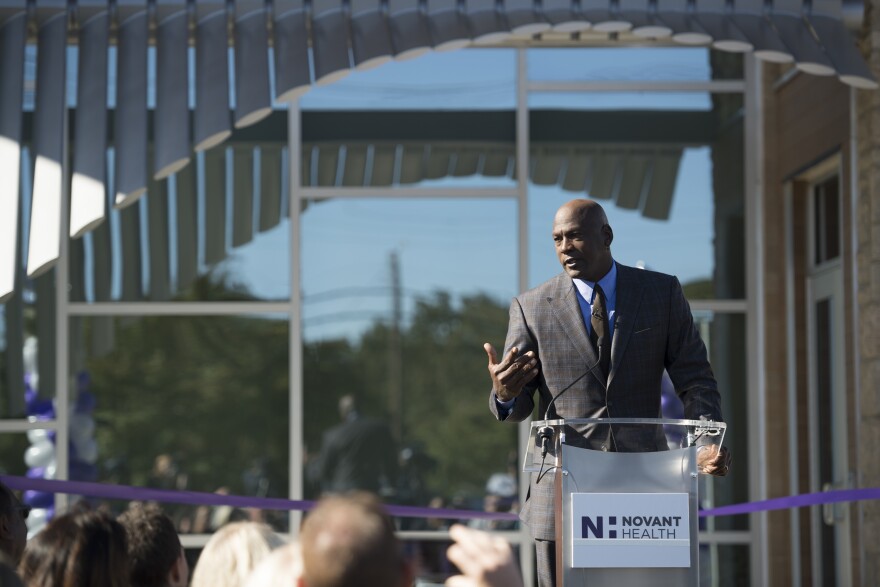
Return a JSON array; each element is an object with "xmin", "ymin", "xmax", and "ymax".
[
  {"xmin": 697, "ymin": 445, "xmax": 732, "ymax": 476},
  {"xmin": 445, "ymin": 524, "xmax": 524, "ymax": 587},
  {"xmin": 484, "ymin": 343, "xmax": 539, "ymax": 402}
]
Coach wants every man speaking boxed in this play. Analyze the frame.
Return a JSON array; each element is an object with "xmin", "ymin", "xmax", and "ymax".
[{"xmin": 484, "ymin": 198, "xmax": 731, "ymax": 586}]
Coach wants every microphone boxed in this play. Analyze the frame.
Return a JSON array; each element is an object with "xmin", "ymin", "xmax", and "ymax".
[{"xmin": 536, "ymin": 364, "xmax": 597, "ymax": 458}]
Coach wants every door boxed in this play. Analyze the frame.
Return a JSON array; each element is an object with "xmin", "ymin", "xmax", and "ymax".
[{"xmin": 806, "ymin": 171, "xmax": 851, "ymax": 587}]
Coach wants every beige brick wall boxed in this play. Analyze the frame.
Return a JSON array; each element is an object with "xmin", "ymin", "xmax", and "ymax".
[{"xmin": 857, "ymin": 1, "xmax": 880, "ymax": 582}]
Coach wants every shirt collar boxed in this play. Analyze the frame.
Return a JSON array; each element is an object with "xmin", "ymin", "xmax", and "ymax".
[{"xmin": 573, "ymin": 260, "xmax": 617, "ymax": 304}]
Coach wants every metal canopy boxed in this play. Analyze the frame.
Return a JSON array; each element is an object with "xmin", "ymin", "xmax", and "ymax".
[{"xmin": 0, "ymin": 0, "xmax": 872, "ymax": 301}]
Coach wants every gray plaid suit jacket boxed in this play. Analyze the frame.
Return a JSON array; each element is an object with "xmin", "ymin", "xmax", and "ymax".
[{"xmin": 489, "ymin": 263, "xmax": 723, "ymax": 541}]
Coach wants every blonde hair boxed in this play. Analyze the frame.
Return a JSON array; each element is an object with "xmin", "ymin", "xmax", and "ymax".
[
  {"xmin": 244, "ymin": 542, "xmax": 303, "ymax": 587},
  {"xmin": 191, "ymin": 522, "xmax": 286, "ymax": 587}
]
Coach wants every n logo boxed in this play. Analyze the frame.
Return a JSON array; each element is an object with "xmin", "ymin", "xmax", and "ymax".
[{"xmin": 582, "ymin": 516, "xmax": 617, "ymax": 539}]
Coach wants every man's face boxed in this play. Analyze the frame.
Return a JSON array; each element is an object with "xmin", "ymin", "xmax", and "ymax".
[{"xmin": 552, "ymin": 205, "xmax": 612, "ymax": 282}]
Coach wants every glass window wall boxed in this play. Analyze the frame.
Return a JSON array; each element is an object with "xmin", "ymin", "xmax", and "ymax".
[
  {"xmin": 2, "ymin": 43, "xmax": 753, "ymax": 584},
  {"xmin": 68, "ymin": 315, "xmax": 290, "ymax": 532},
  {"xmin": 301, "ymin": 198, "xmax": 518, "ymax": 515}
]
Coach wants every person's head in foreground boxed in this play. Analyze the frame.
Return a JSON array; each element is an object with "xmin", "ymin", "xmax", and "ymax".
[
  {"xmin": 190, "ymin": 521, "xmax": 286, "ymax": 587},
  {"xmin": 0, "ymin": 481, "xmax": 28, "ymax": 565},
  {"xmin": 299, "ymin": 492, "xmax": 413, "ymax": 587},
  {"xmin": 19, "ymin": 509, "xmax": 129, "ymax": 587},
  {"xmin": 245, "ymin": 542, "xmax": 304, "ymax": 587},
  {"xmin": 118, "ymin": 502, "xmax": 188, "ymax": 587}
]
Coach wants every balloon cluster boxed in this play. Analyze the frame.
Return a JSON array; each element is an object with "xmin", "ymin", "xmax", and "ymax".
[{"xmin": 22, "ymin": 371, "xmax": 98, "ymax": 537}]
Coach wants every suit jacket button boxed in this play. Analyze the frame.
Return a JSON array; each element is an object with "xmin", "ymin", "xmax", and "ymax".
[{"xmin": 601, "ymin": 445, "xmax": 608, "ymax": 452}]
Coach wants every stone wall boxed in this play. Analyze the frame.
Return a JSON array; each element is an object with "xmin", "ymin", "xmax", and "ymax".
[{"xmin": 856, "ymin": 0, "xmax": 880, "ymax": 581}]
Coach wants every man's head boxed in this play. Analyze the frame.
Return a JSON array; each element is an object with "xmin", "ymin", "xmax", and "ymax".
[
  {"xmin": 118, "ymin": 503, "xmax": 188, "ymax": 587},
  {"xmin": 19, "ymin": 509, "xmax": 129, "ymax": 587},
  {"xmin": 338, "ymin": 395, "xmax": 356, "ymax": 421},
  {"xmin": 0, "ymin": 481, "xmax": 28, "ymax": 565},
  {"xmin": 300, "ymin": 492, "xmax": 412, "ymax": 587},
  {"xmin": 552, "ymin": 199, "xmax": 614, "ymax": 282}
]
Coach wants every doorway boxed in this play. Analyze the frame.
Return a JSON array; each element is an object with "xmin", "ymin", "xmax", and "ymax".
[{"xmin": 804, "ymin": 167, "xmax": 851, "ymax": 587}]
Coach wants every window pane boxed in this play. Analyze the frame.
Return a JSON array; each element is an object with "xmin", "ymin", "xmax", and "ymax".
[
  {"xmin": 301, "ymin": 198, "xmax": 518, "ymax": 516},
  {"xmin": 0, "ymin": 431, "xmax": 55, "ymax": 537},
  {"xmin": 814, "ymin": 175, "xmax": 840, "ymax": 264},
  {"xmin": 300, "ymin": 49, "xmax": 516, "ymax": 111},
  {"xmin": 68, "ymin": 315, "xmax": 290, "ymax": 532},
  {"xmin": 696, "ymin": 311, "xmax": 748, "ymax": 532},
  {"xmin": 0, "ymin": 432, "xmax": 38, "ymax": 477},
  {"xmin": 0, "ymin": 271, "xmax": 56, "ymax": 419},
  {"xmin": 699, "ymin": 543, "xmax": 751, "ymax": 586},
  {"xmin": 529, "ymin": 92, "xmax": 714, "ymax": 111},
  {"xmin": 528, "ymin": 93, "xmax": 744, "ymax": 299},
  {"xmin": 528, "ymin": 48, "xmax": 743, "ymax": 82}
]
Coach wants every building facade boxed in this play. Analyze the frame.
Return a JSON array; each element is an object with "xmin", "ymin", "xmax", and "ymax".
[{"xmin": 0, "ymin": 1, "xmax": 877, "ymax": 585}]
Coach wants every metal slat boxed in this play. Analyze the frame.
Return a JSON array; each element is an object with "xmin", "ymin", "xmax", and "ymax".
[
  {"xmin": 114, "ymin": 10, "xmax": 149, "ymax": 207},
  {"xmin": 232, "ymin": 146, "xmax": 255, "ymax": 247},
  {"xmin": 147, "ymin": 173, "xmax": 171, "ymax": 300},
  {"xmin": 70, "ymin": 11, "xmax": 109, "ymax": 238},
  {"xmin": 155, "ymin": 8, "xmax": 191, "ymax": 179},
  {"xmin": 615, "ymin": 154, "xmax": 650, "ymax": 210},
  {"xmin": 273, "ymin": 9, "xmax": 312, "ymax": 101},
  {"xmin": 175, "ymin": 162, "xmax": 199, "ymax": 293},
  {"xmin": 118, "ymin": 202, "xmax": 143, "ymax": 301},
  {"xmin": 91, "ymin": 218, "xmax": 112, "ymax": 302},
  {"xmin": 69, "ymin": 235, "xmax": 86, "ymax": 302},
  {"xmin": 642, "ymin": 150, "xmax": 681, "ymax": 220},
  {"xmin": 0, "ymin": 12, "xmax": 25, "ymax": 302},
  {"xmin": 234, "ymin": 8, "xmax": 273, "ymax": 127},
  {"xmin": 312, "ymin": 9, "xmax": 352, "ymax": 85},
  {"xmin": 195, "ymin": 9, "xmax": 232, "ymax": 151},
  {"xmin": 27, "ymin": 12, "xmax": 67, "ymax": 278},
  {"xmin": 203, "ymin": 148, "xmax": 227, "ymax": 265},
  {"xmin": 3, "ymin": 285, "xmax": 24, "ymax": 416},
  {"xmin": 259, "ymin": 146, "xmax": 283, "ymax": 231}
]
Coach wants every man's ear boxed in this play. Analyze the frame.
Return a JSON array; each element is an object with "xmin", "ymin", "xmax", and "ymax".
[
  {"xmin": 168, "ymin": 551, "xmax": 188, "ymax": 587},
  {"xmin": 603, "ymin": 224, "xmax": 614, "ymax": 247}
]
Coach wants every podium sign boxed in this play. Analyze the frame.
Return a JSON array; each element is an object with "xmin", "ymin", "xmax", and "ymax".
[
  {"xmin": 571, "ymin": 493, "xmax": 691, "ymax": 568},
  {"xmin": 524, "ymin": 418, "xmax": 727, "ymax": 587}
]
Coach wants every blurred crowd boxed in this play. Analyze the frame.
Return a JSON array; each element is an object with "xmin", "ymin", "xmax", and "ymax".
[{"xmin": 0, "ymin": 480, "xmax": 523, "ymax": 587}]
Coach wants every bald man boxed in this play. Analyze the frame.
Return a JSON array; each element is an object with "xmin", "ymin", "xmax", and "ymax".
[
  {"xmin": 484, "ymin": 198, "xmax": 731, "ymax": 586},
  {"xmin": 299, "ymin": 492, "xmax": 413, "ymax": 587}
]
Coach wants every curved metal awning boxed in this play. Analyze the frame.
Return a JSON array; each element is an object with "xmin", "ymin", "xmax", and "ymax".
[{"xmin": 0, "ymin": 0, "xmax": 874, "ymax": 302}]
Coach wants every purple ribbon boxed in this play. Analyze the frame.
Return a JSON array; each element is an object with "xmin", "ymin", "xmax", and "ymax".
[
  {"xmin": 7, "ymin": 475, "xmax": 873, "ymax": 521},
  {"xmin": 0, "ymin": 476, "xmax": 519, "ymax": 521},
  {"xmin": 699, "ymin": 486, "xmax": 880, "ymax": 517}
]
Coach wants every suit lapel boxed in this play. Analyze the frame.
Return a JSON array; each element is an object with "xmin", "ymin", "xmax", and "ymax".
[
  {"xmin": 608, "ymin": 264, "xmax": 645, "ymax": 387},
  {"xmin": 546, "ymin": 274, "xmax": 605, "ymax": 386}
]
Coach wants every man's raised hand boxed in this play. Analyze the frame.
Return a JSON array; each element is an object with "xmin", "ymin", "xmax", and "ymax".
[{"xmin": 484, "ymin": 343, "xmax": 539, "ymax": 402}]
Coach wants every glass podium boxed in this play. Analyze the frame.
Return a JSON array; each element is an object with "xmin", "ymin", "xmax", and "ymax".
[{"xmin": 523, "ymin": 418, "xmax": 726, "ymax": 587}]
